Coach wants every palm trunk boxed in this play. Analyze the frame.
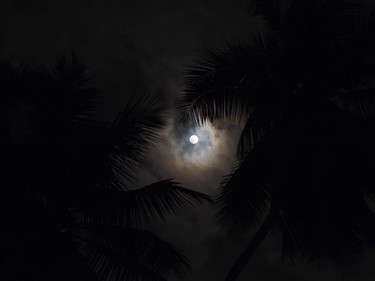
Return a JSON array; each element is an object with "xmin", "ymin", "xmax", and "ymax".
[{"xmin": 224, "ymin": 211, "xmax": 273, "ymax": 281}]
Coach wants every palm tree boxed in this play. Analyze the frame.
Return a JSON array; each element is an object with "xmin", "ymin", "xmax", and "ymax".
[
  {"xmin": 180, "ymin": 1, "xmax": 375, "ymax": 280},
  {"xmin": 0, "ymin": 53, "xmax": 211, "ymax": 281}
]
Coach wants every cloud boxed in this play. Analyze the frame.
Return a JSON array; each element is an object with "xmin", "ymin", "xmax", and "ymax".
[{"xmin": 135, "ymin": 118, "xmax": 241, "ymax": 195}]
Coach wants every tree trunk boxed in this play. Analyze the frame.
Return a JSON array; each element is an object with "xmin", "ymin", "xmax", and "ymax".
[{"xmin": 224, "ymin": 211, "xmax": 273, "ymax": 281}]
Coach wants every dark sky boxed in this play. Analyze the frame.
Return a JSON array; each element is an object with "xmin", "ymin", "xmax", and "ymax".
[{"xmin": 2, "ymin": 1, "xmax": 375, "ymax": 280}]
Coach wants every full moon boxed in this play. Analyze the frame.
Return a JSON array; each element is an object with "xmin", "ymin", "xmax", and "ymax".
[{"xmin": 189, "ymin": 135, "xmax": 199, "ymax": 144}]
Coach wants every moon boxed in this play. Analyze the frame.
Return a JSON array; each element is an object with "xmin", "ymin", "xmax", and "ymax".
[{"xmin": 189, "ymin": 135, "xmax": 199, "ymax": 144}]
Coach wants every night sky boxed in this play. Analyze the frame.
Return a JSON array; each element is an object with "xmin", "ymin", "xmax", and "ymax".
[{"xmin": 2, "ymin": 1, "xmax": 375, "ymax": 280}]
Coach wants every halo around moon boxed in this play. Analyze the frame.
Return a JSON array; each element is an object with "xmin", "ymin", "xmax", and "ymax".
[{"xmin": 189, "ymin": 135, "xmax": 199, "ymax": 144}]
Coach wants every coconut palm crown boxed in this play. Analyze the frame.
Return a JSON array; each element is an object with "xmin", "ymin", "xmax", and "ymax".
[
  {"xmin": 180, "ymin": 1, "xmax": 375, "ymax": 280},
  {"xmin": 0, "ymin": 52, "xmax": 211, "ymax": 281}
]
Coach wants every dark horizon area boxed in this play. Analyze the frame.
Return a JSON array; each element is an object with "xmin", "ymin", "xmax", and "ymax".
[{"xmin": 1, "ymin": 1, "xmax": 375, "ymax": 281}]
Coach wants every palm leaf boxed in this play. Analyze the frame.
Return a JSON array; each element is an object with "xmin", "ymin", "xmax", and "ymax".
[
  {"xmin": 236, "ymin": 103, "xmax": 283, "ymax": 159},
  {"xmin": 57, "ymin": 94, "xmax": 169, "ymax": 189},
  {"xmin": 179, "ymin": 25, "xmax": 275, "ymax": 126},
  {"xmin": 328, "ymin": 0, "xmax": 375, "ymax": 44},
  {"xmin": 333, "ymin": 83, "xmax": 375, "ymax": 117},
  {"xmin": 279, "ymin": 184, "xmax": 375, "ymax": 267},
  {"xmin": 76, "ymin": 179, "xmax": 212, "ymax": 227},
  {"xmin": 248, "ymin": 0, "xmax": 293, "ymax": 32},
  {"xmin": 51, "ymin": 51, "xmax": 101, "ymax": 121},
  {"xmin": 109, "ymin": 94, "xmax": 168, "ymax": 186},
  {"xmin": 272, "ymin": 124, "xmax": 375, "ymax": 266},
  {"xmin": 79, "ymin": 240, "xmax": 167, "ymax": 281},
  {"xmin": 53, "ymin": 50, "xmax": 93, "ymax": 89},
  {"xmin": 249, "ymin": 0, "xmax": 375, "ymax": 45},
  {"xmin": 216, "ymin": 150, "xmax": 271, "ymax": 233},
  {"xmin": 75, "ymin": 224, "xmax": 191, "ymax": 280},
  {"xmin": 1, "ymin": 54, "xmax": 207, "ymax": 281}
]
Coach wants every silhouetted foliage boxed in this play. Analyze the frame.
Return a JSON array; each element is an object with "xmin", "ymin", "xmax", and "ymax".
[
  {"xmin": 180, "ymin": 1, "xmax": 375, "ymax": 280},
  {"xmin": 0, "ymin": 53, "xmax": 211, "ymax": 281}
]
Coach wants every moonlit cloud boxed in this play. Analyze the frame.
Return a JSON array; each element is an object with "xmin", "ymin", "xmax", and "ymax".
[
  {"xmin": 136, "ymin": 117, "xmax": 242, "ymax": 196},
  {"xmin": 172, "ymin": 120, "xmax": 225, "ymax": 168}
]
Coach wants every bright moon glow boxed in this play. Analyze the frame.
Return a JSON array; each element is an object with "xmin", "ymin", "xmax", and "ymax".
[
  {"xmin": 170, "ymin": 120, "xmax": 238, "ymax": 167},
  {"xmin": 189, "ymin": 135, "xmax": 199, "ymax": 144}
]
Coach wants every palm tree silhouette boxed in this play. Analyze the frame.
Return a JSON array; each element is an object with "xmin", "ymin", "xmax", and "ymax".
[
  {"xmin": 0, "ymin": 53, "xmax": 211, "ymax": 281},
  {"xmin": 180, "ymin": 1, "xmax": 375, "ymax": 280}
]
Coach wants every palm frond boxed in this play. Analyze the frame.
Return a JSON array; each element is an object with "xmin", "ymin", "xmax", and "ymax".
[
  {"xmin": 0, "ymin": 61, "xmax": 17, "ymax": 112},
  {"xmin": 108, "ymin": 94, "xmax": 168, "ymax": 185},
  {"xmin": 328, "ymin": 0, "xmax": 375, "ymax": 44},
  {"xmin": 248, "ymin": 0, "xmax": 293, "ymax": 32},
  {"xmin": 249, "ymin": 0, "xmax": 375, "ymax": 44},
  {"xmin": 65, "ymin": 94, "xmax": 168, "ymax": 188},
  {"xmin": 51, "ymin": 51, "xmax": 101, "ymax": 121},
  {"xmin": 53, "ymin": 50, "xmax": 93, "ymax": 89},
  {"xmin": 75, "ymin": 224, "xmax": 191, "ymax": 280},
  {"xmin": 0, "ymin": 54, "xmax": 204, "ymax": 281},
  {"xmin": 216, "ymin": 153, "xmax": 271, "ymax": 233},
  {"xmin": 79, "ymin": 240, "xmax": 167, "ymax": 281},
  {"xmin": 113, "ymin": 93, "xmax": 168, "ymax": 158},
  {"xmin": 76, "ymin": 179, "xmax": 212, "ymax": 227},
  {"xmin": 333, "ymin": 86, "xmax": 375, "ymax": 117},
  {"xmin": 279, "ymin": 191, "xmax": 375, "ymax": 268},
  {"xmin": 273, "ymin": 140, "xmax": 375, "ymax": 267},
  {"xmin": 236, "ymin": 105, "xmax": 282, "ymax": 159},
  {"xmin": 179, "ymin": 25, "xmax": 275, "ymax": 126},
  {"xmin": 15, "ymin": 63, "xmax": 55, "ymax": 101}
]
